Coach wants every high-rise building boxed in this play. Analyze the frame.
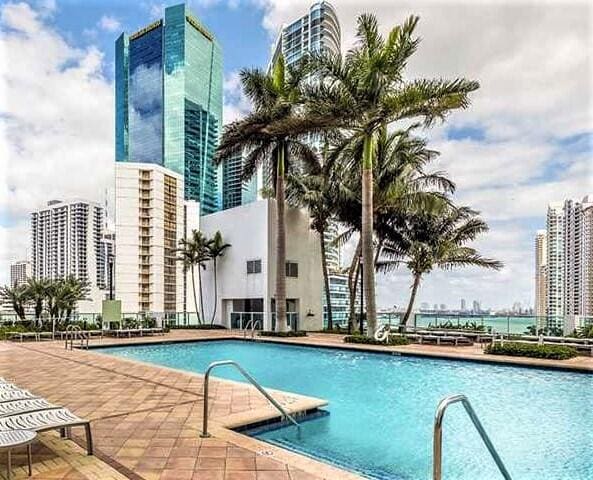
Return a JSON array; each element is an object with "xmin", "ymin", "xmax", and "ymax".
[
  {"xmin": 100, "ymin": 230, "xmax": 115, "ymax": 293},
  {"xmin": 115, "ymin": 3, "xmax": 223, "ymax": 214},
  {"xmin": 323, "ymin": 272, "xmax": 360, "ymax": 327},
  {"xmin": 546, "ymin": 203, "xmax": 565, "ymax": 318},
  {"xmin": 582, "ymin": 198, "xmax": 593, "ymax": 316},
  {"xmin": 472, "ymin": 300, "xmax": 481, "ymax": 313},
  {"xmin": 221, "ymin": 147, "xmax": 257, "ymax": 210},
  {"xmin": 31, "ymin": 200, "xmax": 106, "ymax": 310},
  {"xmin": 10, "ymin": 261, "xmax": 31, "ymax": 287},
  {"xmin": 270, "ymin": 1, "xmax": 340, "ymax": 70},
  {"xmin": 115, "ymin": 163, "xmax": 185, "ymax": 313},
  {"xmin": 563, "ymin": 196, "xmax": 593, "ymax": 316},
  {"xmin": 534, "ymin": 230, "xmax": 547, "ymax": 316},
  {"xmin": 460, "ymin": 298, "xmax": 466, "ymax": 311},
  {"xmin": 540, "ymin": 196, "xmax": 593, "ymax": 324}
]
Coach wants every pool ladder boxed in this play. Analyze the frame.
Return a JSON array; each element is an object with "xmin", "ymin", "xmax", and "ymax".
[
  {"xmin": 64, "ymin": 325, "xmax": 89, "ymax": 350},
  {"xmin": 433, "ymin": 394, "xmax": 512, "ymax": 480},
  {"xmin": 200, "ymin": 360, "xmax": 300, "ymax": 438},
  {"xmin": 243, "ymin": 319, "xmax": 261, "ymax": 340}
]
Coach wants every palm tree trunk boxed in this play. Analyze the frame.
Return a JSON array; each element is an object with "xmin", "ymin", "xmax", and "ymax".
[
  {"xmin": 319, "ymin": 227, "xmax": 333, "ymax": 330},
  {"xmin": 190, "ymin": 266, "xmax": 200, "ymax": 324},
  {"xmin": 198, "ymin": 265, "xmax": 205, "ymax": 326},
  {"xmin": 401, "ymin": 273, "xmax": 421, "ymax": 326},
  {"xmin": 210, "ymin": 258, "xmax": 218, "ymax": 326},
  {"xmin": 348, "ymin": 238, "xmax": 361, "ymax": 333},
  {"xmin": 362, "ymin": 134, "xmax": 377, "ymax": 337},
  {"xmin": 275, "ymin": 144, "xmax": 287, "ymax": 332}
]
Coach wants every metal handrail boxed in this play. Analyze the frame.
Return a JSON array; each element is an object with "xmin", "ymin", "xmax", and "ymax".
[
  {"xmin": 243, "ymin": 319, "xmax": 261, "ymax": 339},
  {"xmin": 200, "ymin": 360, "xmax": 300, "ymax": 438},
  {"xmin": 433, "ymin": 394, "xmax": 512, "ymax": 480},
  {"xmin": 64, "ymin": 325, "xmax": 89, "ymax": 350}
]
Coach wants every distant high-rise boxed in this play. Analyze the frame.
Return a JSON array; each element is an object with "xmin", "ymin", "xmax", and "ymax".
[
  {"xmin": 546, "ymin": 203, "xmax": 565, "ymax": 317},
  {"xmin": 540, "ymin": 196, "xmax": 593, "ymax": 321},
  {"xmin": 270, "ymin": 1, "xmax": 340, "ymax": 70},
  {"xmin": 563, "ymin": 196, "xmax": 593, "ymax": 316},
  {"xmin": 460, "ymin": 298, "xmax": 466, "ymax": 311},
  {"xmin": 115, "ymin": 3, "xmax": 223, "ymax": 214},
  {"xmin": 221, "ymin": 147, "xmax": 257, "ymax": 211},
  {"xmin": 472, "ymin": 300, "xmax": 481, "ymax": 313},
  {"xmin": 534, "ymin": 230, "xmax": 547, "ymax": 316},
  {"xmin": 10, "ymin": 261, "xmax": 31, "ymax": 287},
  {"xmin": 31, "ymin": 200, "xmax": 106, "ymax": 310}
]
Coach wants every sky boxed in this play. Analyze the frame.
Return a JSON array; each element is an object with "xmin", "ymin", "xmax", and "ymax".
[{"xmin": 0, "ymin": 0, "xmax": 592, "ymax": 311}]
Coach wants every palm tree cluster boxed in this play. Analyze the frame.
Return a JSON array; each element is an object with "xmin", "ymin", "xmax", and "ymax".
[
  {"xmin": 0, "ymin": 276, "xmax": 90, "ymax": 323},
  {"xmin": 177, "ymin": 230, "xmax": 231, "ymax": 326},
  {"xmin": 216, "ymin": 13, "xmax": 502, "ymax": 336}
]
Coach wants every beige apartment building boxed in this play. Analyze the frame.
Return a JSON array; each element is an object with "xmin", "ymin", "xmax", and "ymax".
[{"xmin": 115, "ymin": 163, "xmax": 185, "ymax": 314}]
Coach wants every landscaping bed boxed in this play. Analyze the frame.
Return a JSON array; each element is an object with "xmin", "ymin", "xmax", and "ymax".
[
  {"xmin": 485, "ymin": 342, "xmax": 578, "ymax": 360},
  {"xmin": 344, "ymin": 334, "xmax": 409, "ymax": 346},
  {"xmin": 259, "ymin": 330, "xmax": 307, "ymax": 338}
]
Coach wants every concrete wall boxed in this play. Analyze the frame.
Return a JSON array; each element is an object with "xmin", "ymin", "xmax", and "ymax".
[{"xmin": 200, "ymin": 199, "xmax": 323, "ymax": 330}]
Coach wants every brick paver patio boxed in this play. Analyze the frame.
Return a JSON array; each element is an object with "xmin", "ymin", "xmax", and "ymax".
[{"xmin": 0, "ymin": 340, "xmax": 358, "ymax": 480}]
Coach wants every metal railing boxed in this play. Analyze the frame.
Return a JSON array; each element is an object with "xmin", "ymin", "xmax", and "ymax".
[
  {"xmin": 433, "ymin": 394, "xmax": 512, "ymax": 480},
  {"xmin": 200, "ymin": 360, "xmax": 300, "ymax": 438},
  {"xmin": 243, "ymin": 319, "xmax": 261, "ymax": 339},
  {"xmin": 64, "ymin": 325, "xmax": 88, "ymax": 350}
]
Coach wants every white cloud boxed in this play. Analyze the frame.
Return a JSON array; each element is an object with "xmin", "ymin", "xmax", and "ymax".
[
  {"xmin": 98, "ymin": 14, "xmax": 121, "ymax": 32},
  {"xmin": 0, "ymin": 1, "xmax": 113, "ymax": 285},
  {"xmin": 223, "ymin": 70, "xmax": 252, "ymax": 124}
]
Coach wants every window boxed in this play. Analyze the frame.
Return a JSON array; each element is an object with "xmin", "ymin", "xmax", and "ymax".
[
  {"xmin": 247, "ymin": 259, "xmax": 262, "ymax": 274},
  {"xmin": 286, "ymin": 261, "xmax": 298, "ymax": 278}
]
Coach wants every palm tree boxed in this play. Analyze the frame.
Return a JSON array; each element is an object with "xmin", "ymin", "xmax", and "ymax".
[
  {"xmin": 177, "ymin": 230, "xmax": 211, "ymax": 325},
  {"xmin": 378, "ymin": 207, "xmax": 503, "ymax": 326},
  {"xmin": 304, "ymin": 14, "xmax": 479, "ymax": 335},
  {"xmin": 332, "ymin": 126, "xmax": 454, "ymax": 332},
  {"xmin": 25, "ymin": 278, "xmax": 48, "ymax": 324},
  {"xmin": 214, "ymin": 56, "xmax": 318, "ymax": 332},
  {"xmin": 0, "ymin": 284, "xmax": 28, "ymax": 320},
  {"xmin": 207, "ymin": 231, "xmax": 231, "ymax": 325},
  {"xmin": 287, "ymin": 148, "xmax": 344, "ymax": 330}
]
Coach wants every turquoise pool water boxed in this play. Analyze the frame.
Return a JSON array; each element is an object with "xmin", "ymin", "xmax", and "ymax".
[{"xmin": 100, "ymin": 340, "xmax": 593, "ymax": 480}]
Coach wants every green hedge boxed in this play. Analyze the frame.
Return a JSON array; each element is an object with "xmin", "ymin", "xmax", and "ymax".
[
  {"xmin": 259, "ymin": 330, "xmax": 307, "ymax": 338},
  {"xmin": 344, "ymin": 335, "xmax": 409, "ymax": 346},
  {"xmin": 168, "ymin": 324, "xmax": 227, "ymax": 330},
  {"xmin": 485, "ymin": 342, "xmax": 578, "ymax": 360}
]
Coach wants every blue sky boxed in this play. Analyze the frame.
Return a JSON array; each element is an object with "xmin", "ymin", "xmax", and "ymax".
[
  {"xmin": 0, "ymin": 0, "xmax": 591, "ymax": 310},
  {"xmin": 47, "ymin": 0, "xmax": 271, "ymax": 80}
]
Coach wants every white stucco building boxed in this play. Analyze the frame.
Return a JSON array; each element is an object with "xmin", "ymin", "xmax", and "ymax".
[
  {"xmin": 200, "ymin": 199, "xmax": 324, "ymax": 331},
  {"xmin": 115, "ymin": 163, "xmax": 186, "ymax": 314}
]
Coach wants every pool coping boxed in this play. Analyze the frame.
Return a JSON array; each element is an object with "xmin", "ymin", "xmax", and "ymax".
[{"xmin": 91, "ymin": 334, "xmax": 593, "ymax": 374}]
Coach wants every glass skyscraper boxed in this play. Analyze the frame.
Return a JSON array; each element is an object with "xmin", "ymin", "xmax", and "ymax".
[{"xmin": 115, "ymin": 4, "xmax": 223, "ymax": 214}]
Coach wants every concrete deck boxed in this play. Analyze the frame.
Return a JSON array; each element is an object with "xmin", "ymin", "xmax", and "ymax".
[{"xmin": 0, "ymin": 329, "xmax": 590, "ymax": 480}]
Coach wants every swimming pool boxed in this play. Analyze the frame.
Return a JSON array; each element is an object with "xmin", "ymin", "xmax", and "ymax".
[{"xmin": 100, "ymin": 340, "xmax": 593, "ymax": 480}]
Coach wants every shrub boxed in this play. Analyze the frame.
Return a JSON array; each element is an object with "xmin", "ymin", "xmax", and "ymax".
[
  {"xmin": 259, "ymin": 330, "xmax": 307, "ymax": 337},
  {"xmin": 344, "ymin": 335, "xmax": 409, "ymax": 346},
  {"xmin": 0, "ymin": 324, "xmax": 30, "ymax": 340},
  {"xmin": 168, "ymin": 324, "xmax": 227, "ymax": 330},
  {"xmin": 485, "ymin": 342, "xmax": 578, "ymax": 360}
]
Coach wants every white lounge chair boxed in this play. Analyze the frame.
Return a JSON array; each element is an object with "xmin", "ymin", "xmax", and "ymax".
[
  {"xmin": 0, "ymin": 408, "xmax": 93, "ymax": 454},
  {"xmin": 0, "ymin": 399, "xmax": 54, "ymax": 417},
  {"xmin": 0, "ymin": 390, "xmax": 38, "ymax": 403}
]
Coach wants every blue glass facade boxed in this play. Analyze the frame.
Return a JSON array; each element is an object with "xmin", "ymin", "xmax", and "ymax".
[{"xmin": 115, "ymin": 4, "xmax": 222, "ymax": 214}]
